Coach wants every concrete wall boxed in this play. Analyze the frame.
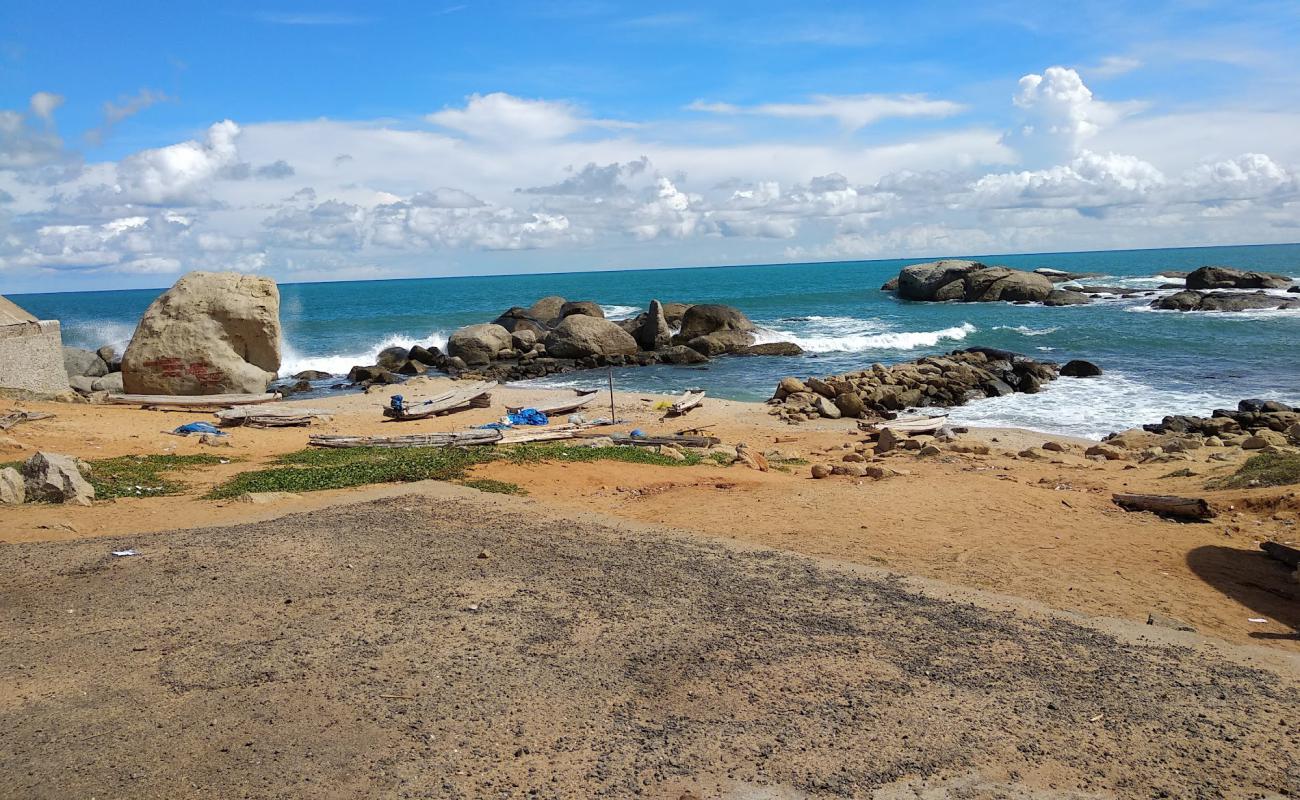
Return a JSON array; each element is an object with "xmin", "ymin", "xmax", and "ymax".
[{"xmin": 0, "ymin": 320, "xmax": 69, "ymax": 395}]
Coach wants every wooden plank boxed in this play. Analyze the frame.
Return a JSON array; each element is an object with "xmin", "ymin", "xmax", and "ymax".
[
  {"xmin": 1112, "ymin": 493, "xmax": 1215, "ymax": 520},
  {"xmin": 109, "ymin": 392, "xmax": 281, "ymax": 408},
  {"xmin": 0, "ymin": 410, "xmax": 53, "ymax": 430},
  {"xmin": 308, "ymin": 430, "xmax": 502, "ymax": 449},
  {"xmin": 1261, "ymin": 541, "xmax": 1300, "ymax": 569},
  {"xmin": 609, "ymin": 433, "xmax": 720, "ymax": 449},
  {"xmin": 216, "ymin": 406, "xmax": 334, "ymax": 428},
  {"xmin": 506, "ymin": 394, "xmax": 597, "ymax": 416}
]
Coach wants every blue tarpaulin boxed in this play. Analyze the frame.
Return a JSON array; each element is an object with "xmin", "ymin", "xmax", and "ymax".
[
  {"xmin": 172, "ymin": 421, "xmax": 225, "ymax": 436},
  {"xmin": 476, "ymin": 408, "xmax": 549, "ymax": 430}
]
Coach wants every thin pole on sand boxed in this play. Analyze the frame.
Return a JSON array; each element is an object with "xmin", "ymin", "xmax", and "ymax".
[{"xmin": 608, "ymin": 366, "xmax": 615, "ymax": 421}]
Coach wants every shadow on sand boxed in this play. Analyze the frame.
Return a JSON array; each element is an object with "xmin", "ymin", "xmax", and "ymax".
[{"xmin": 1186, "ymin": 545, "xmax": 1300, "ymax": 639}]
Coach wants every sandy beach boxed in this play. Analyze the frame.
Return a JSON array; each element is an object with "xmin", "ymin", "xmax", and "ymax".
[{"xmin": 2, "ymin": 378, "xmax": 1296, "ymax": 650}]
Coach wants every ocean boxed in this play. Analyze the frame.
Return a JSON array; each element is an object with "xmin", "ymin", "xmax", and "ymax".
[{"xmin": 11, "ymin": 243, "xmax": 1300, "ymax": 440}]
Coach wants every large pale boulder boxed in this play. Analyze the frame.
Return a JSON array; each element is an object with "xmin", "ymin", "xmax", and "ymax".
[
  {"xmin": 677, "ymin": 304, "xmax": 755, "ymax": 339},
  {"xmin": 447, "ymin": 324, "xmax": 511, "ymax": 366},
  {"xmin": 636, "ymin": 300, "xmax": 672, "ymax": 351},
  {"xmin": 22, "ymin": 451, "xmax": 94, "ymax": 506},
  {"xmin": 527, "ymin": 296, "xmax": 568, "ymax": 322},
  {"xmin": 63, "ymin": 347, "xmax": 108, "ymax": 379},
  {"xmin": 0, "ymin": 467, "xmax": 24, "ymax": 505},
  {"xmin": 122, "ymin": 272, "xmax": 281, "ymax": 395},
  {"xmin": 544, "ymin": 315, "xmax": 638, "ymax": 359}
]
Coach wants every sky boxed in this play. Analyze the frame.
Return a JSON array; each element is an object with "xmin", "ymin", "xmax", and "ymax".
[{"xmin": 1, "ymin": 1, "xmax": 1299, "ymax": 293}]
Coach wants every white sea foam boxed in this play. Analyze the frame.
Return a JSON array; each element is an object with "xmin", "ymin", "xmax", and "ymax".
[
  {"xmin": 753, "ymin": 319, "xmax": 976, "ymax": 353},
  {"xmin": 61, "ymin": 319, "xmax": 137, "ymax": 351},
  {"xmin": 279, "ymin": 331, "xmax": 448, "ymax": 378},
  {"xmin": 937, "ymin": 372, "xmax": 1291, "ymax": 441},
  {"xmin": 601, "ymin": 304, "xmax": 641, "ymax": 320},
  {"xmin": 993, "ymin": 325, "xmax": 1060, "ymax": 336}
]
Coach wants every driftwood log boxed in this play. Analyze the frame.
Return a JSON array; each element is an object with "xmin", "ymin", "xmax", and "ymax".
[
  {"xmin": 216, "ymin": 406, "xmax": 332, "ymax": 427},
  {"xmin": 109, "ymin": 392, "xmax": 281, "ymax": 409},
  {"xmin": 0, "ymin": 410, "xmax": 53, "ymax": 430},
  {"xmin": 309, "ymin": 430, "xmax": 503, "ymax": 449},
  {"xmin": 1261, "ymin": 541, "xmax": 1300, "ymax": 568},
  {"xmin": 610, "ymin": 433, "xmax": 720, "ymax": 449},
  {"xmin": 1112, "ymin": 493, "xmax": 1216, "ymax": 520}
]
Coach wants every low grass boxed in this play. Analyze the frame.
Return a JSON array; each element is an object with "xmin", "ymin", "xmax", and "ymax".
[
  {"xmin": 86, "ymin": 454, "xmax": 234, "ymax": 499},
  {"xmin": 205, "ymin": 442, "xmax": 702, "ymax": 499},
  {"xmin": 499, "ymin": 443, "xmax": 703, "ymax": 467},
  {"xmin": 206, "ymin": 446, "xmax": 492, "ymax": 499},
  {"xmin": 458, "ymin": 478, "xmax": 527, "ymax": 495},
  {"xmin": 1208, "ymin": 452, "xmax": 1300, "ymax": 489}
]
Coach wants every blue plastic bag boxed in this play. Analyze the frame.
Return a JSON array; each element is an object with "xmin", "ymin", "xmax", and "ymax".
[{"xmin": 173, "ymin": 421, "xmax": 224, "ymax": 436}]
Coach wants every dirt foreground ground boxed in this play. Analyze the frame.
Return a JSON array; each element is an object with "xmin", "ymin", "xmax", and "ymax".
[
  {"xmin": 4, "ymin": 486, "xmax": 1298, "ymax": 799},
  {"xmin": 2, "ymin": 379, "xmax": 1299, "ymax": 797}
]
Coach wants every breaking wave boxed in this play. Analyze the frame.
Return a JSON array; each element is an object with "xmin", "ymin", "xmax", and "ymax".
[
  {"xmin": 279, "ymin": 331, "xmax": 448, "ymax": 378},
  {"xmin": 993, "ymin": 325, "xmax": 1060, "ymax": 336},
  {"xmin": 753, "ymin": 317, "xmax": 976, "ymax": 353}
]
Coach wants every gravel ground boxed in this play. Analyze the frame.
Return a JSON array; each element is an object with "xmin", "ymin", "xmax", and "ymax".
[{"xmin": 2, "ymin": 494, "xmax": 1298, "ymax": 799}]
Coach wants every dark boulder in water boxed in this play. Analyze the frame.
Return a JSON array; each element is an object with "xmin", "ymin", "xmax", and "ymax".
[
  {"xmin": 741, "ymin": 342, "xmax": 804, "ymax": 356},
  {"xmin": 408, "ymin": 344, "xmax": 441, "ymax": 366},
  {"xmin": 375, "ymin": 346, "xmax": 409, "ymax": 370},
  {"xmin": 1044, "ymin": 290, "xmax": 1091, "ymax": 306},
  {"xmin": 558, "ymin": 300, "xmax": 604, "ymax": 320},
  {"xmin": 677, "ymin": 304, "xmax": 756, "ymax": 339},
  {"xmin": 892, "ymin": 260, "xmax": 1055, "ymax": 303},
  {"xmin": 1186, "ymin": 265, "xmax": 1292, "ymax": 290},
  {"xmin": 1152, "ymin": 290, "xmax": 1300, "ymax": 312},
  {"xmin": 1061, "ymin": 359, "xmax": 1103, "ymax": 378},
  {"xmin": 293, "ymin": 370, "xmax": 332, "ymax": 381}
]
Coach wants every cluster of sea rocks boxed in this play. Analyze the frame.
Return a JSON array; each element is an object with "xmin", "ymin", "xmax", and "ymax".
[
  {"xmin": 768, "ymin": 347, "xmax": 1098, "ymax": 423},
  {"xmin": 62, "ymin": 345, "xmax": 124, "ymax": 399},
  {"xmin": 1151, "ymin": 267, "xmax": 1300, "ymax": 312},
  {"xmin": 339, "ymin": 297, "xmax": 804, "ymax": 388},
  {"xmin": 1119, "ymin": 399, "xmax": 1300, "ymax": 451},
  {"xmin": 879, "ymin": 260, "xmax": 1298, "ymax": 312},
  {"xmin": 804, "ymin": 397, "xmax": 1300, "ymax": 484}
]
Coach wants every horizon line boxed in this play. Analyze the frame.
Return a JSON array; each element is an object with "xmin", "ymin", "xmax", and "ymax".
[{"xmin": 8, "ymin": 240, "xmax": 1299, "ymax": 299}]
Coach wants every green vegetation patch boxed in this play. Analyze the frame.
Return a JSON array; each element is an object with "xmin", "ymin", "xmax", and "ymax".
[
  {"xmin": 207, "ymin": 446, "xmax": 492, "ymax": 499},
  {"xmin": 499, "ymin": 443, "xmax": 703, "ymax": 467},
  {"xmin": 459, "ymin": 478, "xmax": 527, "ymax": 495},
  {"xmin": 87, "ymin": 454, "xmax": 233, "ymax": 499},
  {"xmin": 1208, "ymin": 452, "xmax": 1300, "ymax": 489},
  {"xmin": 206, "ymin": 441, "xmax": 704, "ymax": 499}
]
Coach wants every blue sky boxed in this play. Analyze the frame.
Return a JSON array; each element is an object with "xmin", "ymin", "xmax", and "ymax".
[{"xmin": 2, "ymin": 0, "xmax": 1298, "ymax": 292}]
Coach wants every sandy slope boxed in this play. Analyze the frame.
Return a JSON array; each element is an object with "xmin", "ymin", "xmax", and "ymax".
[{"xmin": 2, "ymin": 488, "xmax": 1297, "ymax": 799}]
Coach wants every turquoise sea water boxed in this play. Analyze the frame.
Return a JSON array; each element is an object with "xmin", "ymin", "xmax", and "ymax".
[{"xmin": 11, "ymin": 243, "xmax": 1300, "ymax": 439}]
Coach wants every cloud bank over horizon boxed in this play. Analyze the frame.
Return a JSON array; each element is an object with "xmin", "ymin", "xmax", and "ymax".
[{"xmin": 2, "ymin": 62, "xmax": 1298, "ymax": 291}]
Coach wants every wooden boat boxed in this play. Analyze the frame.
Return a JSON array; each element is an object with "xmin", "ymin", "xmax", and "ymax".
[
  {"xmin": 109, "ymin": 392, "xmax": 282, "ymax": 410},
  {"xmin": 382, "ymin": 381, "xmax": 495, "ymax": 421},
  {"xmin": 870, "ymin": 413, "xmax": 949, "ymax": 434},
  {"xmin": 215, "ymin": 405, "xmax": 333, "ymax": 428},
  {"xmin": 309, "ymin": 430, "xmax": 503, "ymax": 449},
  {"xmin": 506, "ymin": 393, "xmax": 598, "ymax": 417},
  {"xmin": 666, "ymin": 389, "xmax": 705, "ymax": 416}
]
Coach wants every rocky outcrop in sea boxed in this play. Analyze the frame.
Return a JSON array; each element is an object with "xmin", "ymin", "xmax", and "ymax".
[
  {"xmin": 768, "ymin": 347, "xmax": 1079, "ymax": 423},
  {"xmin": 337, "ymin": 297, "xmax": 804, "ymax": 388}
]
